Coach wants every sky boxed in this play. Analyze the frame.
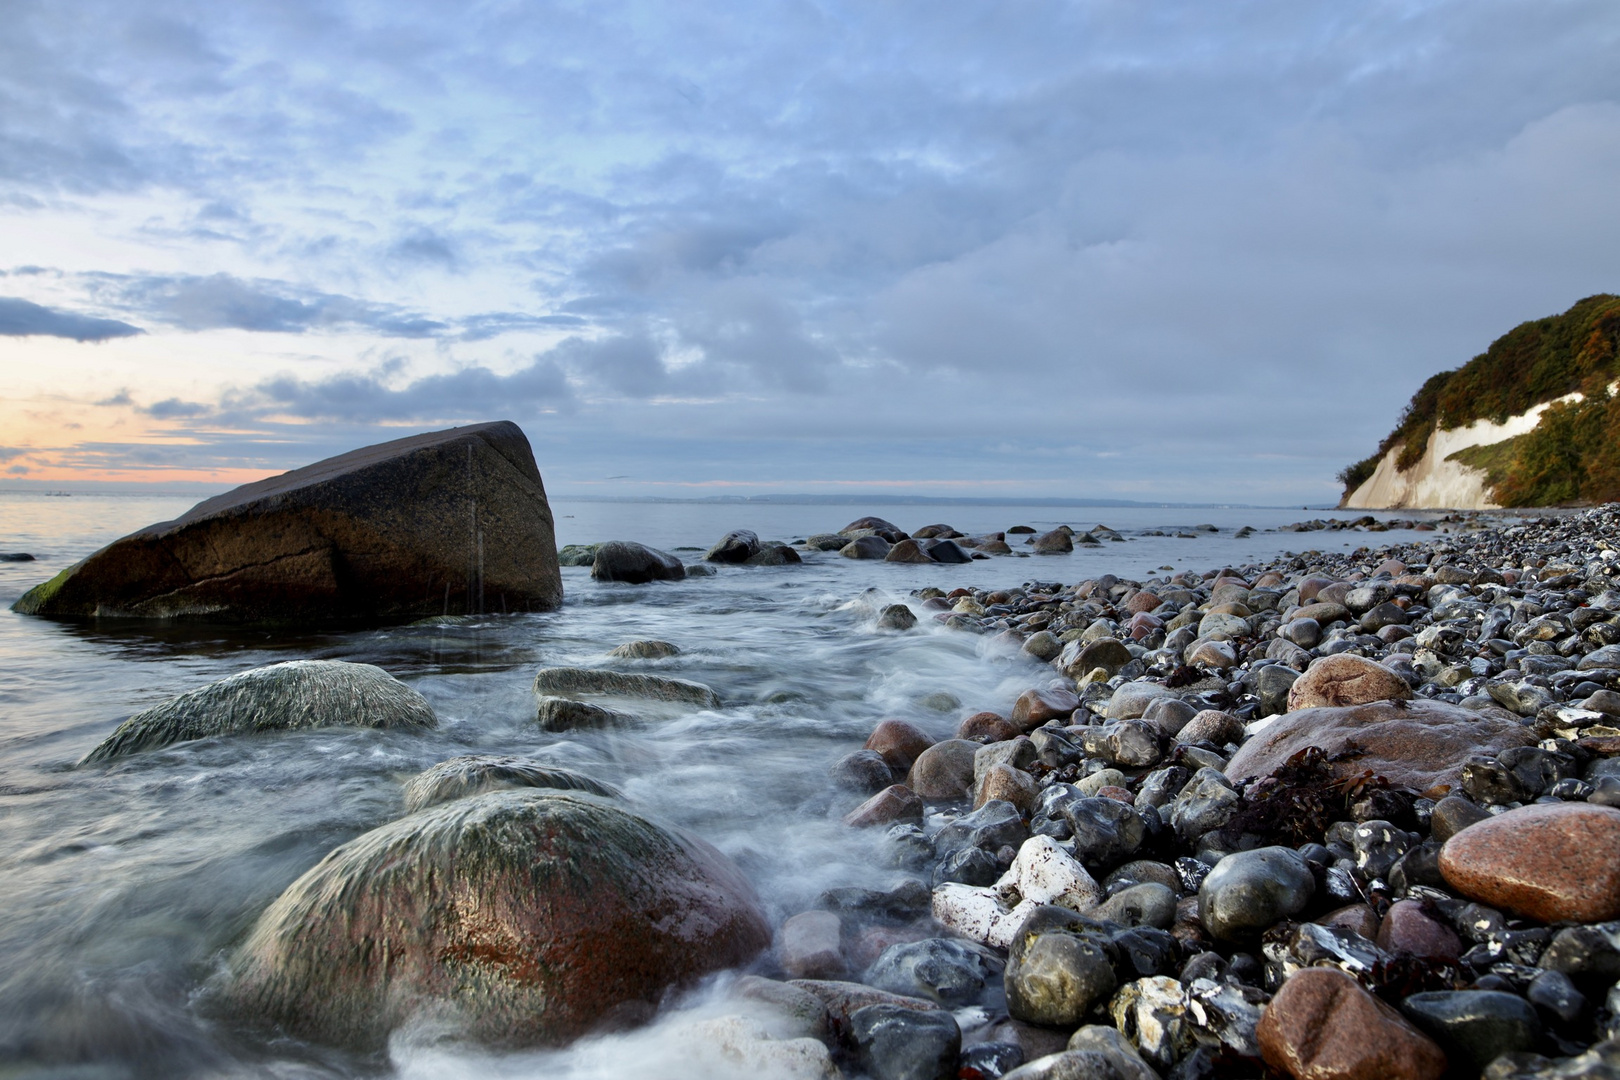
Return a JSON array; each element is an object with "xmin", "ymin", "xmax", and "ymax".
[{"xmin": 2, "ymin": 0, "xmax": 1619, "ymax": 503}]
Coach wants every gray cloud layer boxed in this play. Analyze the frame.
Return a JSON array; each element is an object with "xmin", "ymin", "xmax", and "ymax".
[
  {"xmin": 0, "ymin": 296, "xmax": 141, "ymax": 341},
  {"xmin": 4, "ymin": 0, "xmax": 1620, "ymax": 498}
]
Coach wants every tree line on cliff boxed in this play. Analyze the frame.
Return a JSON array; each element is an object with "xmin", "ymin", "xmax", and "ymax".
[{"xmin": 1339, "ymin": 293, "xmax": 1620, "ymax": 506}]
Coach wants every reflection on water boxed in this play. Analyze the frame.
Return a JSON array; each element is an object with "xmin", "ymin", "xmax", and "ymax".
[{"xmin": 0, "ymin": 490, "xmax": 1457, "ymax": 1077}]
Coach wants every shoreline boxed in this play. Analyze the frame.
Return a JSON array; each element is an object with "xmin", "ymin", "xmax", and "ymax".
[{"xmin": 746, "ymin": 504, "xmax": 1620, "ymax": 1078}]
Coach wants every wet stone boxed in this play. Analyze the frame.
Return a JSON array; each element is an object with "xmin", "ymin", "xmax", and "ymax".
[
  {"xmin": 933, "ymin": 846, "xmax": 1000, "ymax": 887},
  {"xmin": 863, "ymin": 938, "xmax": 988, "ymax": 1007},
  {"xmin": 780, "ymin": 910, "xmax": 846, "ymax": 979},
  {"xmin": 865, "ymin": 718, "xmax": 936, "ymax": 771},
  {"xmin": 908, "ymin": 739, "xmax": 980, "ymax": 800},
  {"xmin": 1094, "ymin": 883, "xmax": 1177, "ymax": 930},
  {"xmin": 1257, "ymin": 968, "xmax": 1446, "ymax": 1080},
  {"xmin": 1198, "ymin": 846, "xmax": 1315, "ymax": 942},
  {"xmin": 1400, "ymin": 990, "xmax": 1541, "ymax": 1073},
  {"xmin": 936, "ymin": 799, "xmax": 1028, "ymax": 856},
  {"xmin": 846, "ymin": 785, "xmax": 925, "ymax": 828},
  {"xmin": 850, "ymin": 1003, "xmax": 960, "ymax": 1080},
  {"xmin": 1004, "ymin": 925, "xmax": 1118, "ymax": 1027},
  {"xmin": 1439, "ymin": 802, "xmax": 1620, "ymax": 923},
  {"xmin": 1063, "ymin": 797, "xmax": 1147, "ymax": 868},
  {"xmin": 830, "ymin": 749, "xmax": 895, "ymax": 793}
]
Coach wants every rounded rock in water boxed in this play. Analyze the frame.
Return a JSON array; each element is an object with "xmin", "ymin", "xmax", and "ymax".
[
  {"xmin": 80, "ymin": 659, "xmax": 436, "ymax": 764},
  {"xmin": 220, "ymin": 789, "xmax": 770, "ymax": 1050},
  {"xmin": 402, "ymin": 755, "xmax": 620, "ymax": 812}
]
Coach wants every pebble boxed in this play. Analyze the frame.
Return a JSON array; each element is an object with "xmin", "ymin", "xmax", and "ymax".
[
  {"xmin": 850, "ymin": 1003, "xmax": 961, "ymax": 1080},
  {"xmin": 865, "ymin": 718, "xmax": 936, "ymax": 770},
  {"xmin": 907, "ymin": 739, "xmax": 980, "ymax": 799},
  {"xmin": 1197, "ymin": 846, "xmax": 1315, "ymax": 941},
  {"xmin": 1257, "ymin": 968, "xmax": 1447, "ymax": 1080},
  {"xmin": 779, "ymin": 910, "xmax": 846, "ymax": 979},
  {"xmin": 863, "ymin": 938, "xmax": 988, "ymax": 1006},
  {"xmin": 1439, "ymin": 802, "xmax": 1620, "ymax": 922},
  {"xmin": 1286, "ymin": 653, "xmax": 1415, "ymax": 709},
  {"xmin": 1400, "ymin": 990, "xmax": 1542, "ymax": 1072},
  {"xmin": 845, "ymin": 785, "xmax": 924, "ymax": 828},
  {"xmin": 1004, "ymin": 912, "xmax": 1118, "ymax": 1027},
  {"xmin": 959, "ymin": 711, "xmax": 1020, "ymax": 742}
]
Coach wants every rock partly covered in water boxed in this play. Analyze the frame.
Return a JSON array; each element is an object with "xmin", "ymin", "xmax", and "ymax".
[
  {"xmin": 402, "ymin": 755, "xmax": 620, "ymax": 812},
  {"xmin": 14, "ymin": 421, "xmax": 561, "ymax": 622},
  {"xmin": 590, "ymin": 541, "xmax": 686, "ymax": 583},
  {"xmin": 532, "ymin": 666, "xmax": 722, "ymax": 707},
  {"xmin": 81, "ymin": 659, "xmax": 436, "ymax": 764},
  {"xmin": 221, "ymin": 790, "xmax": 769, "ymax": 1049}
]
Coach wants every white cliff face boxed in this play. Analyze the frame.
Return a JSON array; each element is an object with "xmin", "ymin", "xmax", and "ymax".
[{"xmin": 1344, "ymin": 392, "xmax": 1585, "ymax": 509}]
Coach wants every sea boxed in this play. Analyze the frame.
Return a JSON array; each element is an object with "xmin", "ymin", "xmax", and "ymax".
[{"xmin": 0, "ymin": 489, "xmax": 1459, "ymax": 1079}]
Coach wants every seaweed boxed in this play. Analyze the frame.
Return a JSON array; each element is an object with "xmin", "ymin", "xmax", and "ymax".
[{"xmin": 1216, "ymin": 746, "xmax": 1413, "ymax": 849}]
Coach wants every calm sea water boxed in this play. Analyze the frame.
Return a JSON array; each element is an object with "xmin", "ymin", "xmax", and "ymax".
[{"xmin": 0, "ymin": 490, "xmax": 1450, "ymax": 1079}]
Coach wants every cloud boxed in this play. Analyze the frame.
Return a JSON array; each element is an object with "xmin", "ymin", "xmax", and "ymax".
[
  {"xmin": 244, "ymin": 355, "xmax": 574, "ymax": 423},
  {"xmin": 0, "ymin": 296, "xmax": 142, "ymax": 341},
  {"xmin": 4, "ymin": 0, "xmax": 1620, "ymax": 500}
]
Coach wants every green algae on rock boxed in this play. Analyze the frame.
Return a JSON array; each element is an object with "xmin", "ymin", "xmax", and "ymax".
[
  {"xmin": 81, "ymin": 659, "xmax": 436, "ymax": 765},
  {"xmin": 402, "ymin": 755, "xmax": 621, "ymax": 813},
  {"xmin": 220, "ymin": 790, "xmax": 770, "ymax": 1049}
]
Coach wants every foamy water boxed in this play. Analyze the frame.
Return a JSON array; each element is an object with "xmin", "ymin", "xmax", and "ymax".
[{"xmin": 0, "ymin": 490, "xmax": 1449, "ymax": 1077}]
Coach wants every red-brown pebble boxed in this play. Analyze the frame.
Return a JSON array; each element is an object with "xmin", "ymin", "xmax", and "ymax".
[
  {"xmin": 843, "ymin": 784, "xmax": 923, "ymax": 828},
  {"xmin": 1094, "ymin": 785, "xmax": 1134, "ymax": 804},
  {"xmin": 1009, "ymin": 687, "xmax": 1079, "ymax": 732},
  {"xmin": 1257, "ymin": 968, "xmax": 1447, "ymax": 1080},
  {"xmin": 1315, "ymin": 903, "xmax": 1381, "ymax": 941},
  {"xmin": 863, "ymin": 718, "xmax": 935, "ymax": 770},
  {"xmin": 1439, "ymin": 802, "xmax": 1620, "ymax": 923},
  {"xmin": 958, "ymin": 711, "xmax": 1019, "ymax": 743},
  {"xmin": 1375, "ymin": 900, "xmax": 1461, "ymax": 962}
]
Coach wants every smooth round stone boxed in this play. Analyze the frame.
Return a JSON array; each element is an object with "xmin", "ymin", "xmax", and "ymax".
[
  {"xmin": 779, "ymin": 910, "xmax": 847, "ymax": 979},
  {"xmin": 1177, "ymin": 709, "xmax": 1244, "ymax": 747},
  {"xmin": 865, "ymin": 719, "xmax": 936, "ymax": 770},
  {"xmin": 850, "ymin": 1003, "xmax": 961, "ymax": 1080},
  {"xmin": 863, "ymin": 938, "xmax": 987, "ymax": 1006},
  {"xmin": 958, "ymin": 712, "xmax": 1019, "ymax": 743},
  {"xmin": 830, "ymin": 750, "xmax": 896, "ymax": 793},
  {"xmin": 1286, "ymin": 654, "xmax": 1413, "ymax": 710},
  {"xmin": 1186, "ymin": 639, "xmax": 1238, "ymax": 669},
  {"xmin": 1011, "ymin": 688, "xmax": 1080, "ymax": 732},
  {"xmin": 1141, "ymin": 697, "xmax": 1197, "ymax": 736},
  {"xmin": 1023, "ymin": 631, "xmax": 1063, "ymax": 662},
  {"xmin": 1198, "ymin": 846, "xmax": 1315, "ymax": 942},
  {"xmin": 1439, "ymin": 802, "xmax": 1620, "ymax": 922},
  {"xmin": 1063, "ymin": 797, "xmax": 1147, "ymax": 868},
  {"xmin": 1067, "ymin": 637, "xmax": 1134, "ymax": 678},
  {"xmin": 1094, "ymin": 883, "xmax": 1177, "ymax": 930},
  {"xmin": 1376, "ymin": 900, "xmax": 1461, "ymax": 962},
  {"xmin": 1225, "ymin": 699, "xmax": 1535, "ymax": 794},
  {"xmin": 1429, "ymin": 795, "xmax": 1491, "ymax": 842},
  {"xmin": 1004, "ymin": 926, "xmax": 1117, "ymax": 1027},
  {"xmin": 1399, "ymin": 990, "xmax": 1540, "ymax": 1072},
  {"xmin": 608, "ymin": 639, "xmax": 681, "ymax": 659},
  {"xmin": 878, "ymin": 604, "xmax": 919, "ymax": 631},
  {"xmin": 1279, "ymin": 617, "xmax": 1321, "ymax": 649},
  {"xmin": 1258, "ymin": 968, "xmax": 1446, "ymax": 1080},
  {"xmin": 845, "ymin": 785, "xmax": 925, "ymax": 828},
  {"xmin": 975, "ymin": 763, "xmax": 1038, "ymax": 813},
  {"xmin": 907, "ymin": 740, "xmax": 980, "ymax": 800}
]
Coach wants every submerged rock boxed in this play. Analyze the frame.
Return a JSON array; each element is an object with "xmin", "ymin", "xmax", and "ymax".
[
  {"xmin": 81, "ymin": 659, "xmax": 436, "ymax": 764},
  {"xmin": 15, "ymin": 421, "xmax": 562, "ymax": 622},
  {"xmin": 608, "ymin": 640, "xmax": 681, "ymax": 660},
  {"xmin": 221, "ymin": 790, "xmax": 769, "ymax": 1050},
  {"xmin": 531, "ymin": 667, "xmax": 722, "ymax": 707},
  {"xmin": 402, "ymin": 755, "xmax": 620, "ymax": 812}
]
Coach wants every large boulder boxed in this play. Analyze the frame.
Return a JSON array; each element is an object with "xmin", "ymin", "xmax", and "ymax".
[
  {"xmin": 81, "ymin": 659, "xmax": 436, "ymax": 764},
  {"xmin": 14, "ymin": 421, "xmax": 561, "ymax": 622},
  {"xmin": 1227, "ymin": 699, "xmax": 1535, "ymax": 793},
  {"xmin": 221, "ymin": 790, "xmax": 770, "ymax": 1049},
  {"xmin": 403, "ymin": 756, "xmax": 621, "ymax": 812},
  {"xmin": 591, "ymin": 541, "xmax": 686, "ymax": 584}
]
